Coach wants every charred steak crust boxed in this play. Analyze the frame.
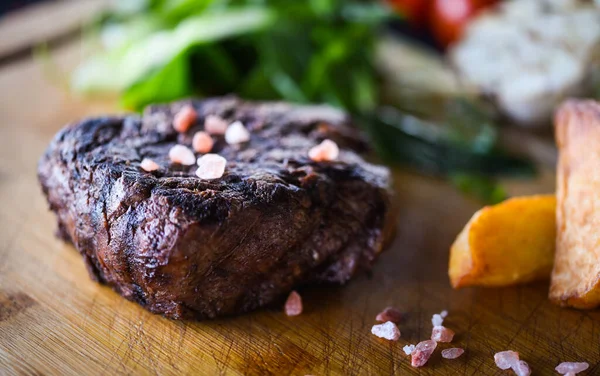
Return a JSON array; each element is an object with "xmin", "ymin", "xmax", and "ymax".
[{"xmin": 38, "ymin": 97, "xmax": 394, "ymax": 320}]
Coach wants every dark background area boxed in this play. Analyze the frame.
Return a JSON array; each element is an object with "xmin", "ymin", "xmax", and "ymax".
[{"xmin": 0, "ymin": 0, "xmax": 46, "ymax": 15}]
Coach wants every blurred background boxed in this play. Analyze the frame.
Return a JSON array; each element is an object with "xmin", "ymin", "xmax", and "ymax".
[
  {"xmin": 0, "ymin": 1, "xmax": 46, "ymax": 15},
  {"xmin": 2, "ymin": 0, "xmax": 599, "ymax": 202}
]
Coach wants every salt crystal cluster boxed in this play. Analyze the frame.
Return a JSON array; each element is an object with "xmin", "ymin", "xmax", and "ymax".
[
  {"xmin": 431, "ymin": 326, "xmax": 455, "ymax": 342},
  {"xmin": 431, "ymin": 312, "xmax": 445, "ymax": 327},
  {"xmin": 169, "ymin": 145, "xmax": 196, "ymax": 166},
  {"xmin": 403, "ymin": 344, "xmax": 415, "ymax": 355},
  {"xmin": 168, "ymin": 108, "xmax": 347, "ymax": 190},
  {"xmin": 441, "ymin": 348, "xmax": 464, "ymax": 359},
  {"xmin": 173, "ymin": 105, "xmax": 197, "ymax": 133},
  {"xmin": 513, "ymin": 360, "xmax": 531, "ymax": 376},
  {"xmin": 430, "ymin": 310, "xmax": 454, "ymax": 342},
  {"xmin": 225, "ymin": 121, "xmax": 250, "ymax": 144},
  {"xmin": 494, "ymin": 351, "xmax": 520, "ymax": 370},
  {"xmin": 411, "ymin": 340, "xmax": 437, "ymax": 367},
  {"xmin": 371, "ymin": 322, "xmax": 401, "ymax": 341},
  {"xmin": 285, "ymin": 291, "xmax": 303, "ymax": 316},
  {"xmin": 140, "ymin": 158, "xmax": 159, "ymax": 172},
  {"xmin": 192, "ymin": 131, "xmax": 214, "ymax": 153},
  {"xmin": 204, "ymin": 115, "xmax": 228, "ymax": 135},
  {"xmin": 494, "ymin": 351, "xmax": 531, "ymax": 376},
  {"xmin": 375, "ymin": 307, "xmax": 402, "ymax": 323},
  {"xmin": 308, "ymin": 139, "xmax": 339, "ymax": 162},
  {"xmin": 196, "ymin": 154, "xmax": 227, "ymax": 179},
  {"xmin": 555, "ymin": 362, "xmax": 589, "ymax": 375},
  {"xmin": 370, "ymin": 308, "xmax": 463, "ymax": 367}
]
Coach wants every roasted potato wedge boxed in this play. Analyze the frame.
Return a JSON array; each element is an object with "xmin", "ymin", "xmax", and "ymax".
[
  {"xmin": 551, "ymin": 100, "xmax": 600, "ymax": 309},
  {"xmin": 449, "ymin": 195, "xmax": 556, "ymax": 289}
]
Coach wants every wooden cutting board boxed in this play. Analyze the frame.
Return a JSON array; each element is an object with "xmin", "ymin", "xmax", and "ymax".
[{"xmin": 1, "ymin": 5, "xmax": 599, "ymax": 376}]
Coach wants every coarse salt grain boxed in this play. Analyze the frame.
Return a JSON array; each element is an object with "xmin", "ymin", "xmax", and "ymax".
[
  {"xmin": 204, "ymin": 115, "xmax": 228, "ymax": 135},
  {"xmin": 371, "ymin": 321, "xmax": 401, "ymax": 341},
  {"xmin": 195, "ymin": 154, "xmax": 226, "ymax": 180},
  {"xmin": 192, "ymin": 131, "xmax": 214, "ymax": 153},
  {"xmin": 411, "ymin": 340, "xmax": 437, "ymax": 367},
  {"xmin": 513, "ymin": 360, "xmax": 531, "ymax": 376},
  {"xmin": 169, "ymin": 144, "xmax": 196, "ymax": 166},
  {"xmin": 140, "ymin": 158, "xmax": 159, "ymax": 172},
  {"xmin": 441, "ymin": 348, "xmax": 464, "ymax": 359},
  {"xmin": 556, "ymin": 362, "xmax": 589, "ymax": 375},
  {"xmin": 308, "ymin": 139, "xmax": 339, "ymax": 162},
  {"xmin": 285, "ymin": 291, "xmax": 302, "ymax": 316},
  {"xmin": 403, "ymin": 344, "xmax": 416, "ymax": 355},
  {"xmin": 375, "ymin": 307, "xmax": 402, "ymax": 323},
  {"xmin": 432, "ymin": 313, "xmax": 444, "ymax": 327},
  {"xmin": 494, "ymin": 351, "xmax": 520, "ymax": 370},
  {"xmin": 431, "ymin": 325, "xmax": 455, "ymax": 342},
  {"xmin": 173, "ymin": 105, "xmax": 197, "ymax": 133},
  {"xmin": 225, "ymin": 121, "xmax": 250, "ymax": 144},
  {"xmin": 440, "ymin": 310, "xmax": 448, "ymax": 318}
]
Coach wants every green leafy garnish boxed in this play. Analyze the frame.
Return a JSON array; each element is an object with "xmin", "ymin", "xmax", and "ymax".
[
  {"xmin": 73, "ymin": 1, "xmax": 391, "ymax": 111},
  {"xmin": 360, "ymin": 104, "xmax": 535, "ymax": 178},
  {"xmin": 450, "ymin": 174, "xmax": 508, "ymax": 205},
  {"xmin": 73, "ymin": 8, "xmax": 275, "ymax": 100}
]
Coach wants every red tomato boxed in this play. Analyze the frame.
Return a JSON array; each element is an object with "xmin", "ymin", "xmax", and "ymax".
[
  {"xmin": 388, "ymin": 0, "xmax": 431, "ymax": 27},
  {"xmin": 430, "ymin": 0, "xmax": 498, "ymax": 47}
]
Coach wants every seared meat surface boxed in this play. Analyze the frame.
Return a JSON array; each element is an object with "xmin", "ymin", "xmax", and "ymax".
[{"xmin": 38, "ymin": 97, "xmax": 394, "ymax": 320}]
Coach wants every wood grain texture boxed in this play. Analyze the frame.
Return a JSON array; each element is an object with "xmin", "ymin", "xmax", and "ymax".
[{"xmin": 0, "ymin": 40, "xmax": 599, "ymax": 376}]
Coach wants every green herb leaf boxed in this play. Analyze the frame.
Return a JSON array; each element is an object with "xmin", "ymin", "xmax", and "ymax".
[
  {"xmin": 359, "ymin": 107, "xmax": 536, "ymax": 177},
  {"xmin": 72, "ymin": 7, "xmax": 275, "ymax": 105},
  {"xmin": 450, "ymin": 174, "xmax": 508, "ymax": 204}
]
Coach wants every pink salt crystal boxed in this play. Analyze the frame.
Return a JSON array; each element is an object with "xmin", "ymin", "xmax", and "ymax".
[
  {"xmin": 308, "ymin": 139, "xmax": 339, "ymax": 162},
  {"xmin": 512, "ymin": 360, "xmax": 531, "ymax": 376},
  {"xmin": 403, "ymin": 344, "xmax": 416, "ymax": 355},
  {"xmin": 173, "ymin": 105, "xmax": 197, "ymax": 133},
  {"xmin": 204, "ymin": 115, "xmax": 228, "ymax": 135},
  {"xmin": 225, "ymin": 121, "xmax": 250, "ymax": 144},
  {"xmin": 494, "ymin": 351, "xmax": 520, "ymax": 370},
  {"xmin": 375, "ymin": 307, "xmax": 402, "ymax": 323},
  {"xmin": 441, "ymin": 348, "xmax": 464, "ymax": 359},
  {"xmin": 195, "ymin": 153, "xmax": 226, "ymax": 180},
  {"xmin": 371, "ymin": 321, "xmax": 401, "ymax": 341},
  {"xmin": 285, "ymin": 291, "xmax": 302, "ymax": 316},
  {"xmin": 556, "ymin": 362, "xmax": 589, "ymax": 374},
  {"xmin": 411, "ymin": 340, "xmax": 437, "ymax": 367},
  {"xmin": 431, "ymin": 325, "xmax": 455, "ymax": 342},
  {"xmin": 169, "ymin": 144, "xmax": 196, "ymax": 166},
  {"xmin": 192, "ymin": 131, "xmax": 214, "ymax": 153},
  {"xmin": 140, "ymin": 158, "xmax": 159, "ymax": 172}
]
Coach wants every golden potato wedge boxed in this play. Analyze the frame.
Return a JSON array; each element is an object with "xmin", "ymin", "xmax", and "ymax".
[
  {"xmin": 449, "ymin": 195, "xmax": 556, "ymax": 289},
  {"xmin": 551, "ymin": 100, "xmax": 600, "ymax": 309}
]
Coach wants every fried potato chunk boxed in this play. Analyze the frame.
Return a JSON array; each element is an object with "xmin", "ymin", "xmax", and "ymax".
[
  {"xmin": 449, "ymin": 195, "xmax": 556, "ymax": 288},
  {"xmin": 550, "ymin": 100, "xmax": 600, "ymax": 309}
]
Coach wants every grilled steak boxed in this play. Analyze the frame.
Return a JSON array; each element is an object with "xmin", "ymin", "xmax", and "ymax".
[{"xmin": 38, "ymin": 97, "xmax": 395, "ymax": 320}]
